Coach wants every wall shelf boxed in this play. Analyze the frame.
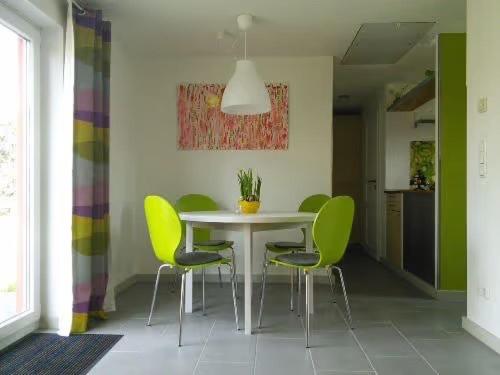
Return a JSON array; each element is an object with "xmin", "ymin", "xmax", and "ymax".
[
  {"xmin": 387, "ymin": 76, "xmax": 435, "ymax": 112},
  {"xmin": 414, "ymin": 119, "xmax": 435, "ymax": 128}
]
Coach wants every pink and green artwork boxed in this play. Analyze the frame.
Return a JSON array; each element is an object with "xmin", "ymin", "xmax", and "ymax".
[{"xmin": 177, "ymin": 83, "xmax": 288, "ymax": 150}]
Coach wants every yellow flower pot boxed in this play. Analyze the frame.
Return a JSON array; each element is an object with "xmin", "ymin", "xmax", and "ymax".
[{"xmin": 239, "ymin": 200, "xmax": 260, "ymax": 214}]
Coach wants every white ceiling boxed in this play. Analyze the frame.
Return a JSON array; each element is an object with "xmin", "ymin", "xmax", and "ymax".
[
  {"xmin": 334, "ymin": 42, "xmax": 437, "ymax": 112},
  {"xmin": 341, "ymin": 22, "xmax": 435, "ymax": 65},
  {"xmin": 86, "ymin": 0, "xmax": 465, "ymax": 111},
  {"xmin": 87, "ymin": 0, "xmax": 465, "ymax": 58}
]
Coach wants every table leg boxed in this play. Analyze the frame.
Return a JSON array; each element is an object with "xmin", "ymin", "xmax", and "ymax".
[
  {"xmin": 185, "ymin": 222, "xmax": 193, "ymax": 313},
  {"xmin": 305, "ymin": 222, "xmax": 314, "ymax": 314},
  {"xmin": 243, "ymin": 224, "xmax": 253, "ymax": 335}
]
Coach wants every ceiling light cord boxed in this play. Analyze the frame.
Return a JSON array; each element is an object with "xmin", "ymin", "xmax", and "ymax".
[{"xmin": 244, "ymin": 31, "xmax": 247, "ymax": 60}]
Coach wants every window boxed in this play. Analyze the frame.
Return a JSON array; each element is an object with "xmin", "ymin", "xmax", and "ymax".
[{"xmin": 0, "ymin": 4, "xmax": 40, "ymax": 341}]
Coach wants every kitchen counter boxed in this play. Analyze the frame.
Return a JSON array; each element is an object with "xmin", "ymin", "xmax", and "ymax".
[{"xmin": 385, "ymin": 189, "xmax": 434, "ymax": 194}]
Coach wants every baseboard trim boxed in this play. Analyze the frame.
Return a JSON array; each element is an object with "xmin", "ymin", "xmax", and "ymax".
[
  {"xmin": 379, "ymin": 258, "xmax": 437, "ymax": 298},
  {"xmin": 114, "ymin": 275, "xmax": 139, "ymax": 296},
  {"xmin": 360, "ymin": 243, "xmax": 379, "ymax": 261},
  {"xmin": 38, "ymin": 316, "xmax": 59, "ymax": 330},
  {"xmin": 132, "ymin": 272, "xmax": 331, "ymax": 285},
  {"xmin": 436, "ymin": 290, "xmax": 466, "ymax": 302},
  {"xmin": 462, "ymin": 317, "xmax": 500, "ymax": 355}
]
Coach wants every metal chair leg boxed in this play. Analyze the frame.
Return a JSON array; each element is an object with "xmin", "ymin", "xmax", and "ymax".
[
  {"xmin": 296, "ymin": 268, "xmax": 299, "ymax": 292},
  {"xmin": 202, "ymin": 268, "xmax": 206, "ymax": 315},
  {"xmin": 258, "ymin": 261, "xmax": 268, "ymax": 328},
  {"xmin": 332, "ymin": 266, "xmax": 353, "ymax": 329},
  {"xmin": 229, "ymin": 264, "xmax": 240, "ymax": 330},
  {"xmin": 290, "ymin": 268, "xmax": 294, "ymax": 311},
  {"xmin": 218, "ymin": 265, "xmax": 223, "ymax": 288},
  {"xmin": 305, "ymin": 270, "xmax": 311, "ymax": 348},
  {"xmin": 327, "ymin": 267, "xmax": 337, "ymax": 303},
  {"xmin": 178, "ymin": 272, "xmax": 186, "ymax": 347},
  {"xmin": 147, "ymin": 264, "xmax": 167, "ymax": 326},
  {"xmin": 297, "ymin": 269, "xmax": 302, "ymax": 317},
  {"xmin": 230, "ymin": 247, "xmax": 238, "ymax": 298}
]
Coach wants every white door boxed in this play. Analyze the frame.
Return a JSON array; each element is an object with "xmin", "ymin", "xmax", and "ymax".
[{"xmin": 0, "ymin": 4, "xmax": 40, "ymax": 347}]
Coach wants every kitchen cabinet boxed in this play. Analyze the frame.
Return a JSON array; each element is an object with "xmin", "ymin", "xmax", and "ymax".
[
  {"xmin": 403, "ymin": 192, "xmax": 435, "ymax": 286},
  {"xmin": 385, "ymin": 190, "xmax": 435, "ymax": 287},
  {"xmin": 386, "ymin": 193, "xmax": 402, "ymax": 269}
]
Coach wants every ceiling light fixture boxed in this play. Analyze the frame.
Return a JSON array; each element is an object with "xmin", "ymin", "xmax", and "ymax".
[{"xmin": 221, "ymin": 14, "xmax": 271, "ymax": 115}]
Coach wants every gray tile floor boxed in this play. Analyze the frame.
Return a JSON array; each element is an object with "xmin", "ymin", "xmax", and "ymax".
[{"xmin": 89, "ymin": 249, "xmax": 500, "ymax": 375}]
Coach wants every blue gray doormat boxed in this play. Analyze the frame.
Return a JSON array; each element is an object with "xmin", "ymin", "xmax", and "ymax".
[{"xmin": 0, "ymin": 333, "xmax": 122, "ymax": 374}]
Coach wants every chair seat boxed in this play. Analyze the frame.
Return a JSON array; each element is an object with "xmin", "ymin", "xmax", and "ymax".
[
  {"xmin": 266, "ymin": 241, "xmax": 306, "ymax": 253},
  {"xmin": 275, "ymin": 241, "xmax": 306, "ymax": 249},
  {"xmin": 273, "ymin": 252, "xmax": 320, "ymax": 267},
  {"xmin": 195, "ymin": 240, "xmax": 226, "ymax": 246},
  {"xmin": 175, "ymin": 251, "xmax": 224, "ymax": 266},
  {"xmin": 194, "ymin": 240, "xmax": 234, "ymax": 251}
]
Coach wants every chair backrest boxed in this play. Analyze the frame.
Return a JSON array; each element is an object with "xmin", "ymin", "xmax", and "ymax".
[
  {"xmin": 298, "ymin": 194, "xmax": 330, "ymax": 244},
  {"xmin": 313, "ymin": 196, "xmax": 355, "ymax": 268},
  {"xmin": 175, "ymin": 194, "xmax": 218, "ymax": 242},
  {"xmin": 298, "ymin": 194, "xmax": 330, "ymax": 213},
  {"xmin": 144, "ymin": 195, "xmax": 182, "ymax": 265}
]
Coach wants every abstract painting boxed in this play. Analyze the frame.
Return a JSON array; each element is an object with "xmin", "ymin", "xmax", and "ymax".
[{"xmin": 177, "ymin": 83, "xmax": 288, "ymax": 150}]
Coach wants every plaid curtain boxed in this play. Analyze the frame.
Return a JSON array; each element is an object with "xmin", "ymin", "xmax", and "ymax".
[{"xmin": 71, "ymin": 6, "xmax": 111, "ymax": 333}]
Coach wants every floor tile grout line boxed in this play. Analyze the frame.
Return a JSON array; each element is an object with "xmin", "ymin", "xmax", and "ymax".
[
  {"xmin": 252, "ymin": 332, "xmax": 259, "ymax": 375},
  {"xmin": 199, "ymin": 360, "xmax": 251, "ymax": 365},
  {"xmin": 257, "ymin": 335, "xmax": 305, "ymax": 340},
  {"xmin": 308, "ymin": 347, "xmax": 317, "ymax": 375},
  {"xmin": 369, "ymin": 354, "xmax": 420, "ymax": 359},
  {"xmin": 390, "ymin": 321, "xmax": 440, "ymax": 375},
  {"xmin": 192, "ymin": 319, "xmax": 216, "ymax": 375},
  {"xmin": 299, "ymin": 316, "xmax": 317, "ymax": 375},
  {"xmin": 349, "ymin": 331, "xmax": 378, "ymax": 375},
  {"xmin": 333, "ymin": 303, "xmax": 378, "ymax": 375},
  {"xmin": 160, "ymin": 321, "xmax": 169, "ymax": 336}
]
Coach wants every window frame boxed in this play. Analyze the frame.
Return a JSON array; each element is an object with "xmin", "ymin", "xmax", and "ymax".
[{"xmin": 0, "ymin": 2, "xmax": 41, "ymax": 346}]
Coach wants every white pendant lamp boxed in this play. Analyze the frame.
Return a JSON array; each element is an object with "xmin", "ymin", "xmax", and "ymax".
[{"xmin": 221, "ymin": 14, "xmax": 271, "ymax": 115}]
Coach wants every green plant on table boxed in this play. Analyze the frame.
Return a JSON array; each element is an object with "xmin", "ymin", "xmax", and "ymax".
[{"xmin": 237, "ymin": 169, "xmax": 262, "ymax": 202}]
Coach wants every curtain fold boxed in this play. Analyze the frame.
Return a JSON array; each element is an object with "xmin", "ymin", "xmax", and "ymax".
[{"xmin": 71, "ymin": 5, "xmax": 111, "ymax": 333}]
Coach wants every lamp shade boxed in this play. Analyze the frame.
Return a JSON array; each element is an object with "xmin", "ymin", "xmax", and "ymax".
[{"xmin": 221, "ymin": 60, "xmax": 271, "ymax": 115}]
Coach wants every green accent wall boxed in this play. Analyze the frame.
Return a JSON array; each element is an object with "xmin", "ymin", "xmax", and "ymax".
[{"xmin": 438, "ymin": 33, "xmax": 467, "ymax": 291}]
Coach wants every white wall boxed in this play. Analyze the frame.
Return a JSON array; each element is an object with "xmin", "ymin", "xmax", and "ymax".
[
  {"xmin": 385, "ymin": 100, "xmax": 436, "ymax": 190},
  {"xmin": 108, "ymin": 39, "xmax": 140, "ymax": 287},
  {"xmin": 465, "ymin": 0, "xmax": 500, "ymax": 344},
  {"xmin": 109, "ymin": 56, "xmax": 333, "ymax": 277},
  {"xmin": 2, "ymin": 0, "xmax": 64, "ymax": 28}
]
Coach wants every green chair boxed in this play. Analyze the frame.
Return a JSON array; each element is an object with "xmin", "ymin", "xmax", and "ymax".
[
  {"xmin": 144, "ymin": 195, "xmax": 239, "ymax": 346},
  {"xmin": 176, "ymin": 194, "xmax": 237, "ymax": 290},
  {"xmin": 262, "ymin": 194, "xmax": 330, "ymax": 314},
  {"xmin": 258, "ymin": 196, "xmax": 355, "ymax": 348}
]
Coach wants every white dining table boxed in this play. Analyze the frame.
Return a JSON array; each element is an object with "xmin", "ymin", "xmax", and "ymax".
[{"xmin": 178, "ymin": 211, "xmax": 316, "ymax": 335}]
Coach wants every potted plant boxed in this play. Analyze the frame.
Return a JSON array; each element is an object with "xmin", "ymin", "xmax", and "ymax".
[{"xmin": 237, "ymin": 169, "xmax": 262, "ymax": 214}]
